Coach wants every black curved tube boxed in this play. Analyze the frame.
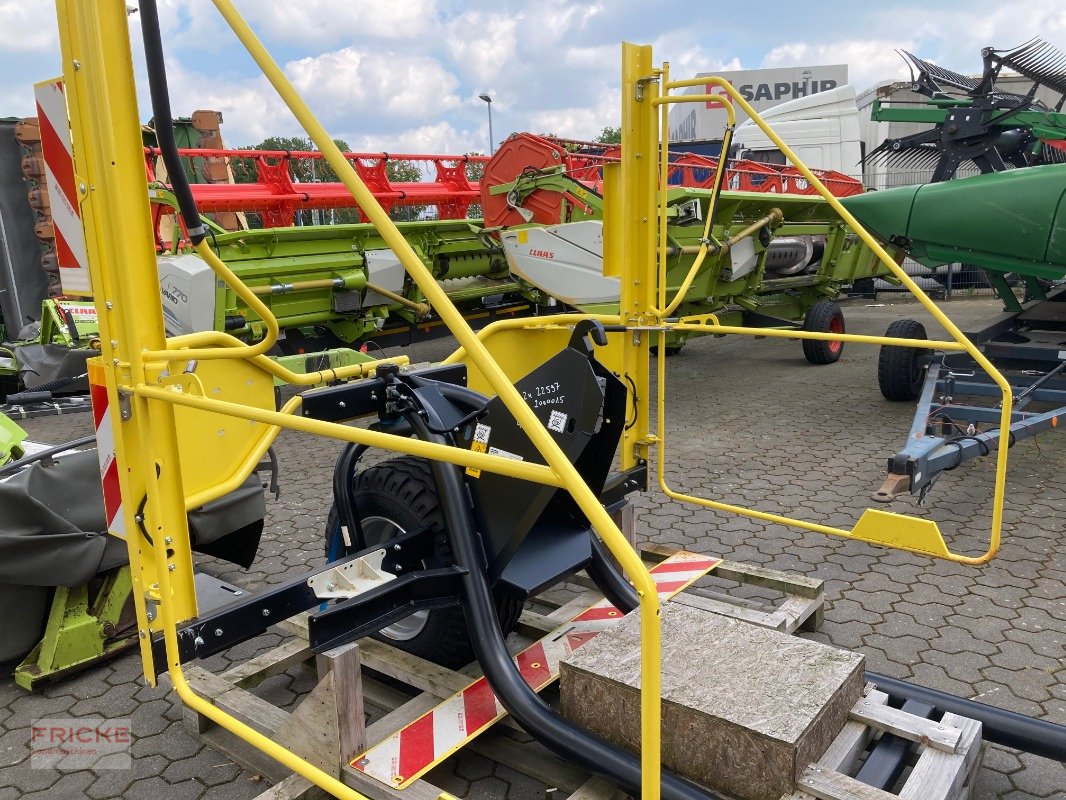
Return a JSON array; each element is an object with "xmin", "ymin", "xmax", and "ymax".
[
  {"xmin": 138, "ymin": 0, "xmax": 206, "ymax": 245},
  {"xmin": 0, "ymin": 435, "xmax": 96, "ymax": 479},
  {"xmin": 868, "ymin": 672, "xmax": 1066, "ymax": 762},
  {"xmin": 405, "ymin": 409, "xmax": 717, "ymax": 800},
  {"xmin": 331, "ymin": 442, "xmax": 370, "ymax": 553},
  {"xmin": 587, "ymin": 532, "xmax": 641, "ymax": 614}
]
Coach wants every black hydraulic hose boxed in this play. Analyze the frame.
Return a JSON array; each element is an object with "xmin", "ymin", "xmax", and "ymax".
[
  {"xmin": 331, "ymin": 443, "xmax": 369, "ymax": 553},
  {"xmin": 138, "ymin": 0, "xmax": 206, "ymax": 245},
  {"xmin": 405, "ymin": 409, "xmax": 717, "ymax": 800},
  {"xmin": 0, "ymin": 435, "xmax": 96, "ymax": 479},
  {"xmin": 587, "ymin": 533, "xmax": 641, "ymax": 614},
  {"xmin": 868, "ymin": 672, "xmax": 1066, "ymax": 762}
]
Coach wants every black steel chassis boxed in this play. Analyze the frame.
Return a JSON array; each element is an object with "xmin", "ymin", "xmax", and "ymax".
[{"xmin": 879, "ymin": 285, "xmax": 1065, "ymax": 501}]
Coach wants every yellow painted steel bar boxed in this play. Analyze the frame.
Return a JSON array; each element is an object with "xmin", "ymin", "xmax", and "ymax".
[
  {"xmin": 670, "ymin": 323, "xmax": 967, "ymax": 351},
  {"xmin": 651, "ymin": 75, "xmax": 1012, "ymax": 565},
  {"xmin": 137, "ymin": 385, "xmax": 563, "ymax": 488}
]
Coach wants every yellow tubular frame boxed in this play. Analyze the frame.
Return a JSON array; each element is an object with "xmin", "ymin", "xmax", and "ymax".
[
  {"xmin": 60, "ymin": 3, "xmax": 666, "ymax": 799},
  {"xmin": 644, "ymin": 71, "xmax": 1013, "ymax": 565}
]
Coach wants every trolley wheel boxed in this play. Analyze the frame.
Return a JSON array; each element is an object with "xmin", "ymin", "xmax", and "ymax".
[
  {"xmin": 878, "ymin": 319, "xmax": 928, "ymax": 401},
  {"xmin": 325, "ymin": 456, "xmax": 522, "ymax": 669},
  {"xmin": 801, "ymin": 300, "xmax": 846, "ymax": 365}
]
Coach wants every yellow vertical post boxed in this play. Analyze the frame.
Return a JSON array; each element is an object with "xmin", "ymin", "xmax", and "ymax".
[
  {"xmin": 618, "ymin": 43, "xmax": 658, "ymax": 473},
  {"xmin": 55, "ymin": 0, "xmax": 198, "ymax": 676},
  {"xmin": 617, "ymin": 42, "xmax": 663, "ymax": 800}
]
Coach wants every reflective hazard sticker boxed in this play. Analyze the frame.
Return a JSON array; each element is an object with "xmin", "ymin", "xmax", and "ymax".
[
  {"xmin": 547, "ymin": 410, "xmax": 567, "ymax": 433},
  {"xmin": 467, "ymin": 423, "xmax": 492, "ymax": 478}
]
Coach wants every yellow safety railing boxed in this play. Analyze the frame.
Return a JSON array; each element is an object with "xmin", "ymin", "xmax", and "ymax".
[
  {"xmin": 58, "ymin": 3, "xmax": 669, "ymax": 799},
  {"xmin": 645, "ymin": 63, "xmax": 1013, "ymax": 565}
]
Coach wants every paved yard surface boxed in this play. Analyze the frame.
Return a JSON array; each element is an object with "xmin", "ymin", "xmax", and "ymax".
[{"xmin": 0, "ymin": 297, "xmax": 1062, "ymax": 799}]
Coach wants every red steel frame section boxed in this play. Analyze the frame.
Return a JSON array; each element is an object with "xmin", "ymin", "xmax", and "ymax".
[
  {"xmin": 145, "ymin": 133, "xmax": 865, "ymax": 238},
  {"xmin": 144, "ymin": 146, "xmax": 489, "ymax": 231},
  {"xmin": 480, "ymin": 133, "xmax": 864, "ymax": 227}
]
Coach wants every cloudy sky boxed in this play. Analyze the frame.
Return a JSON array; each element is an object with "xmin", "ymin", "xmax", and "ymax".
[{"xmin": 1, "ymin": 0, "xmax": 1064, "ymax": 155}]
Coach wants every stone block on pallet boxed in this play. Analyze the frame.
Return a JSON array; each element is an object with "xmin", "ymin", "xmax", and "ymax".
[{"xmin": 559, "ymin": 603, "xmax": 865, "ymax": 800}]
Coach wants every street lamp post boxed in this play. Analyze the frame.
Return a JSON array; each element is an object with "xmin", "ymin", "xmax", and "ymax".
[{"xmin": 478, "ymin": 93, "xmax": 494, "ymax": 154}]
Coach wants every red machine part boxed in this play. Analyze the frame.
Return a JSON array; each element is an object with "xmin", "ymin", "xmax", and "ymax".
[
  {"xmin": 144, "ymin": 147, "xmax": 489, "ymax": 240},
  {"xmin": 480, "ymin": 133, "xmax": 865, "ymax": 228}
]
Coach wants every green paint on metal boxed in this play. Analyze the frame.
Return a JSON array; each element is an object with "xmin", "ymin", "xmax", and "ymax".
[
  {"xmin": 15, "ymin": 566, "xmax": 135, "ymax": 691},
  {"xmin": 842, "ymin": 165, "xmax": 1066, "ymax": 282},
  {"xmin": 0, "ymin": 413, "xmax": 27, "ymax": 466}
]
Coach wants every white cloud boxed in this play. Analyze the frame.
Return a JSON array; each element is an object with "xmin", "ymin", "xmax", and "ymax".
[
  {"xmin": 762, "ymin": 40, "xmax": 912, "ymax": 93},
  {"xmin": 286, "ymin": 48, "xmax": 461, "ymax": 122},
  {"xmin": 528, "ymin": 88, "xmax": 622, "ymax": 141},
  {"xmin": 0, "ymin": 2, "xmax": 57, "ymax": 52},
  {"xmin": 443, "ymin": 11, "xmax": 520, "ymax": 88},
  {"xmin": 346, "ymin": 121, "xmax": 479, "ymax": 155},
  {"xmin": 249, "ymin": 0, "xmax": 439, "ymax": 45}
]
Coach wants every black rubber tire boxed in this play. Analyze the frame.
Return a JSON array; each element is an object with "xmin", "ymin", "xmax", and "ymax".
[
  {"xmin": 325, "ymin": 456, "xmax": 522, "ymax": 669},
  {"xmin": 649, "ymin": 344, "xmax": 684, "ymax": 357},
  {"xmin": 878, "ymin": 319, "xmax": 928, "ymax": 401},
  {"xmin": 801, "ymin": 300, "xmax": 846, "ymax": 365}
]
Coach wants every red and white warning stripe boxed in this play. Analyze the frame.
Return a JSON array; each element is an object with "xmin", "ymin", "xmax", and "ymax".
[
  {"xmin": 88, "ymin": 362, "xmax": 126, "ymax": 537},
  {"xmin": 34, "ymin": 79, "xmax": 91, "ymax": 296},
  {"xmin": 353, "ymin": 550, "xmax": 720, "ymax": 788}
]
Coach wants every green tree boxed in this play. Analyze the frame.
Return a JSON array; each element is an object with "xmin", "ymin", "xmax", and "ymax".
[
  {"xmin": 594, "ymin": 126, "xmax": 621, "ymax": 144},
  {"xmin": 386, "ymin": 159, "xmax": 422, "ymax": 183}
]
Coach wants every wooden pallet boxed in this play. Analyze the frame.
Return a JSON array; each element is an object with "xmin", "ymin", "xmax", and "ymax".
[
  {"xmin": 783, "ymin": 687, "xmax": 984, "ymax": 800},
  {"xmin": 172, "ymin": 549, "xmax": 830, "ymax": 800}
]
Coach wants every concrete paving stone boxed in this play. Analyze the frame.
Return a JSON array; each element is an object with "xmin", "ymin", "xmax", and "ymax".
[
  {"xmin": 453, "ymin": 750, "xmax": 495, "ymax": 783},
  {"xmin": 491, "ymin": 763, "xmax": 550, "ymax": 800},
  {"xmin": 130, "ymin": 728, "xmax": 202, "ymax": 761},
  {"xmin": 1006, "ymin": 752, "xmax": 1066, "ymax": 799},
  {"xmin": 70, "ymin": 681, "xmax": 140, "ymax": 718},
  {"xmin": 0, "ymin": 759, "xmax": 63, "ymax": 794},
  {"xmin": 462, "ymin": 774, "xmax": 512, "ymax": 800},
  {"xmin": 19, "ymin": 768, "xmax": 94, "ymax": 800},
  {"xmin": 3, "ymin": 693, "xmax": 78, "ymax": 731},
  {"xmin": 931, "ymin": 626, "xmax": 1002, "ymax": 656},
  {"xmin": 0, "ymin": 787, "xmax": 18, "ymax": 800},
  {"xmin": 970, "ymin": 682, "xmax": 1047, "ymax": 718},
  {"xmin": 427, "ymin": 760, "xmax": 470, "ymax": 797},
  {"xmin": 124, "ymin": 774, "xmax": 206, "ymax": 800},
  {"xmin": 908, "ymin": 662, "xmax": 980, "ymax": 700},
  {"xmin": 875, "ymin": 610, "xmax": 939, "ymax": 640},
  {"xmin": 1002, "ymin": 623, "xmax": 1066, "ymax": 660},
  {"xmin": 920, "ymin": 647, "xmax": 991, "ymax": 685},
  {"xmin": 983, "ymin": 744, "xmax": 1024, "ymax": 776},
  {"xmin": 981, "ymin": 666, "xmax": 1058, "ymax": 704},
  {"xmin": 971, "ymin": 765, "xmax": 1023, "ymax": 800},
  {"xmin": 991, "ymin": 640, "xmax": 1064, "ymax": 674},
  {"xmin": 87, "ymin": 763, "xmax": 150, "ymax": 799}
]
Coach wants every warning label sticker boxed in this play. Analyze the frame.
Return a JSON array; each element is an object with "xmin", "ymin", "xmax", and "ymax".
[
  {"xmin": 488, "ymin": 446, "xmax": 524, "ymax": 461},
  {"xmin": 547, "ymin": 410, "xmax": 568, "ymax": 433},
  {"xmin": 467, "ymin": 423, "xmax": 492, "ymax": 478}
]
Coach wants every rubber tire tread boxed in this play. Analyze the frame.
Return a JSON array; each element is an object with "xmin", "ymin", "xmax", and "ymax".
[
  {"xmin": 878, "ymin": 319, "xmax": 928, "ymax": 401},
  {"xmin": 326, "ymin": 455, "xmax": 522, "ymax": 669},
  {"xmin": 802, "ymin": 300, "xmax": 846, "ymax": 365}
]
